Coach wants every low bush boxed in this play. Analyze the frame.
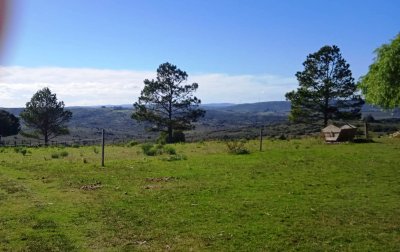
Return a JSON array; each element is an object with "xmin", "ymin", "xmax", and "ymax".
[
  {"xmin": 226, "ymin": 140, "xmax": 250, "ymax": 155},
  {"xmin": 93, "ymin": 147, "xmax": 99, "ymax": 154},
  {"xmin": 60, "ymin": 151, "xmax": 69, "ymax": 157},
  {"xmin": 141, "ymin": 143, "xmax": 160, "ymax": 156},
  {"xmin": 50, "ymin": 151, "xmax": 68, "ymax": 159},
  {"xmin": 141, "ymin": 143, "xmax": 178, "ymax": 156},
  {"xmin": 127, "ymin": 140, "xmax": 139, "ymax": 147},
  {"xmin": 157, "ymin": 131, "xmax": 186, "ymax": 144},
  {"xmin": 163, "ymin": 146, "xmax": 176, "ymax": 155},
  {"xmin": 14, "ymin": 147, "xmax": 30, "ymax": 156}
]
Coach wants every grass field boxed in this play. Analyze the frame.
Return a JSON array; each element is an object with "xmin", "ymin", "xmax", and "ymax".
[{"xmin": 0, "ymin": 138, "xmax": 399, "ymax": 251}]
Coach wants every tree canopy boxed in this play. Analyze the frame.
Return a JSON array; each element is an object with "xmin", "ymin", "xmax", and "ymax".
[
  {"xmin": 0, "ymin": 110, "xmax": 20, "ymax": 139},
  {"xmin": 286, "ymin": 45, "xmax": 364, "ymax": 126},
  {"xmin": 359, "ymin": 33, "xmax": 400, "ymax": 109},
  {"xmin": 132, "ymin": 62, "xmax": 205, "ymax": 143},
  {"xmin": 20, "ymin": 87, "xmax": 72, "ymax": 145}
]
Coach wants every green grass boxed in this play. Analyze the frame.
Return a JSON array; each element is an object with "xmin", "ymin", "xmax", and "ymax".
[{"xmin": 0, "ymin": 138, "xmax": 399, "ymax": 251}]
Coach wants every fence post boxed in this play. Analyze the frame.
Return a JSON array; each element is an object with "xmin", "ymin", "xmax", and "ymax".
[
  {"xmin": 364, "ymin": 121, "xmax": 369, "ymax": 140},
  {"xmin": 259, "ymin": 126, "xmax": 263, "ymax": 152},
  {"xmin": 101, "ymin": 129, "xmax": 105, "ymax": 167}
]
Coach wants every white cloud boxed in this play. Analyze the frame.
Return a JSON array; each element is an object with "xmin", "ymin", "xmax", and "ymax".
[{"xmin": 0, "ymin": 66, "xmax": 297, "ymax": 107}]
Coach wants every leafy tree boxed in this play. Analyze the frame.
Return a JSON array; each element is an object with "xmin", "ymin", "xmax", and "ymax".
[
  {"xmin": 132, "ymin": 62, "xmax": 205, "ymax": 143},
  {"xmin": 359, "ymin": 33, "xmax": 400, "ymax": 109},
  {"xmin": 285, "ymin": 45, "xmax": 364, "ymax": 126},
  {"xmin": 0, "ymin": 110, "xmax": 20, "ymax": 141},
  {"xmin": 20, "ymin": 87, "xmax": 72, "ymax": 145}
]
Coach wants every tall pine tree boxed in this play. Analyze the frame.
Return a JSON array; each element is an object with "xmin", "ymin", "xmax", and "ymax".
[
  {"xmin": 286, "ymin": 45, "xmax": 364, "ymax": 126},
  {"xmin": 132, "ymin": 63, "xmax": 205, "ymax": 143}
]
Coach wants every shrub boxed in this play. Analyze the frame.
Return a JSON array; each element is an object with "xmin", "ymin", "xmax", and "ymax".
[
  {"xmin": 278, "ymin": 134, "xmax": 287, "ymax": 140},
  {"xmin": 51, "ymin": 153, "xmax": 60, "ymax": 159},
  {"xmin": 60, "ymin": 151, "xmax": 69, "ymax": 157},
  {"xmin": 141, "ymin": 143, "xmax": 153, "ymax": 153},
  {"xmin": 163, "ymin": 145, "xmax": 176, "ymax": 155},
  {"xmin": 172, "ymin": 131, "xmax": 185, "ymax": 143},
  {"xmin": 14, "ymin": 147, "xmax": 30, "ymax": 156},
  {"xmin": 157, "ymin": 132, "xmax": 168, "ymax": 145},
  {"xmin": 126, "ymin": 140, "xmax": 139, "ymax": 147},
  {"xmin": 157, "ymin": 131, "xmax": 186, "ymax": 144},
  {"xmin": 142, "ymin": 143, "xmax": 179, "ymax": 156},
  {"xmin": 93, "ymin": 147, "xmax": 99, "ymax": 154},
  {"xmin": 226, "ymin": 140, "xmax": 250, "ymax": 155},
  {"xmin": 141, "ymin": 143, "xmax": 160, "ymax": 156}
]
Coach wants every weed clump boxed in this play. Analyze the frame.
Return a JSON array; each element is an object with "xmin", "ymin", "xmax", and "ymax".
[
  {"xmin": 163, "ymin": 145, "xmax": 176, "ymax": 155},
  {"xmin": 51, "ymin": 151, "xmax": 68, "ymax": 159},
  {"xmin": 127, "ymin": 140, "xmax": 139, "ymax": 147},
  {"xmin": 226, "ymin": 140, "xmax": 250, "ymax": 155},
  {"xmin": 14, "ymin": 147, "xmax": 30, "ymax": 156},
  {"xmin": 141, "ymin": 143, "xmax": 177, "ymax": 156},
  {"xmin": 162, "ymin": 154, "xmax": 187, "ymax": 161},
  {"xmin": 92, "ymin": 146, "xmax": 99, "ymax": 154},
  {"xmin": 141, "ymin": 143, "xmax": 158, "ymax": 156}
]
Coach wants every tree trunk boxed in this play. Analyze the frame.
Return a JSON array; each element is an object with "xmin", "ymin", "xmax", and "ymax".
[
  {"xmin": 324, "ymin": 114, "xmax": 328, "ymax": 127},
  {"xmin": 167, "ymin": 126, "xmax": 173, "ymax": 144},
  {"xmin": 168, "ymin": 97, "xmax": 173, "ymax": 143},
  {"xmin": 324, "ymin": 95, "xmax": 329, "ymax": 127},
  {"xmin": 44, "ymin": 132, "xmax": 49, "ymax": 146}
]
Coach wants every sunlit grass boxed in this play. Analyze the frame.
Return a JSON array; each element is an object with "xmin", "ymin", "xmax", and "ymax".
[{"xmin": 0, "ymin": 138, "xmax": 399, "ymax": 251}]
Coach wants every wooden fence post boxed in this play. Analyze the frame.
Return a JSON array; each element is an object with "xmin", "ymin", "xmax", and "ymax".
[
  {"xmin": 101, "ymin": 129, "xmax": 105, "ymax": 167},
  {"xmin": 259, "ymin": 126, "xmax": 263, "ymax": 152}
]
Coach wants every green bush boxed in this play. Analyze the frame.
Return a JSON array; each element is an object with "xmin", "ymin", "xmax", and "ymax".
[
  {"xmin": 141, "ymin": 143, "xmax": 178, "ymax": 156},
  {"xmin": 60, "ymin": 151, "xmax": 69, "ymax": 157},
  {"xmin": 14, "ymin": 147, "xmax": 29, "ymax": 156},
  {"xmin": 141, "ymin": 143, "xmax": 153, "ymax": 153},
  {"xmin": 51, "ymin": 153, "xmax": 60, "ymax": 159},
  {"xmin": 226, "ymin": 140, "xmax": 250, "ymax": 155},
  {"xmin": 93, "ymin": 147, "xmax": 99, "ymax": 154},
  {"xmin": 141, "ymin": 143, "xmax": 160, "ymax": 156},
  {"xmin": 172, "ymin": 131, "xmax": 185, "ymax": 143},
  {"xmin": 126, "ymin": 140, "xmax": 139, "ymax": 147},
  {"xmin": 157, "ymin": 131, "xmax": 186, "ymax": 144},
  {"xmin": 157, "ymin": 132, "xmax": 168, "ymax": 145},
  {"xmin": 163, "ymin": 145, "xmax": 176, "ymax": 155},
  {"xmin": 20, "ymin": 149, "xmax": 28, "ymax": 156}
]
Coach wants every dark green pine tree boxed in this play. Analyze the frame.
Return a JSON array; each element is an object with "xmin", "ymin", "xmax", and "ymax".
[
  {"xmin": 20, "ymin": 87, "xmax": 72, "ymax": 145},
  {"xmin": 132, "ymin": 62, "xmax": 205, "ymax": 143},
  {"xmin": 286, "ymin": 45, "xmax": 364, "ymax": 126}
]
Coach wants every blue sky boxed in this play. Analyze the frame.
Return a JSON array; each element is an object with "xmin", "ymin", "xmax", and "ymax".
[{"xmin": 0, "ymin": 0, "xmax": 399, "ymax": 106}]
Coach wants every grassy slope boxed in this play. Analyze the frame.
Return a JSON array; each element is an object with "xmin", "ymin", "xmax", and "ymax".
[{"xmin": 0, "ymin": 138, "xmax": 399, "ymax": 251}]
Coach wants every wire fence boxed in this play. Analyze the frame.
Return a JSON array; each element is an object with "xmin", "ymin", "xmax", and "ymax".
[{"xmin": 0, "ymin": 137, "xmax": 134, "ymax": 147}]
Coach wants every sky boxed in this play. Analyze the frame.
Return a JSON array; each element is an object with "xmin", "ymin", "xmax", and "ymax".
[{"xmin": 0, "ymin": 0, "xmax": 399, "ymax": 107}]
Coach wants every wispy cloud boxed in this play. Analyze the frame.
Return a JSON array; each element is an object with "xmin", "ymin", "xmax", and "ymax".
[{"xmin": 0, "ymin": 66, "xmax": 297, "ymax": 107}]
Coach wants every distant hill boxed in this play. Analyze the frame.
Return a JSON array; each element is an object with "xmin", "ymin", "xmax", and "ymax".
[
  {"xmin": 1, "ymin": 101, "xmax": 399, "ymax": 143},
  {"xmin": 221, "ymin": 101, "xmax": 291, "ymax": 113}
]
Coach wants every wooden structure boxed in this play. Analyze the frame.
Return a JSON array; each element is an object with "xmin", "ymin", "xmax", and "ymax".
[{"xmin": 322, "ymin": 123, "xmax": 357, "ymax": 142}]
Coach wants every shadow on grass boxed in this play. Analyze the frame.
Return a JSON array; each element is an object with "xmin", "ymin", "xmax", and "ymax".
[{"xmin": 351, "ymin": 139, "xmax": 376, "ymax": 144}]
